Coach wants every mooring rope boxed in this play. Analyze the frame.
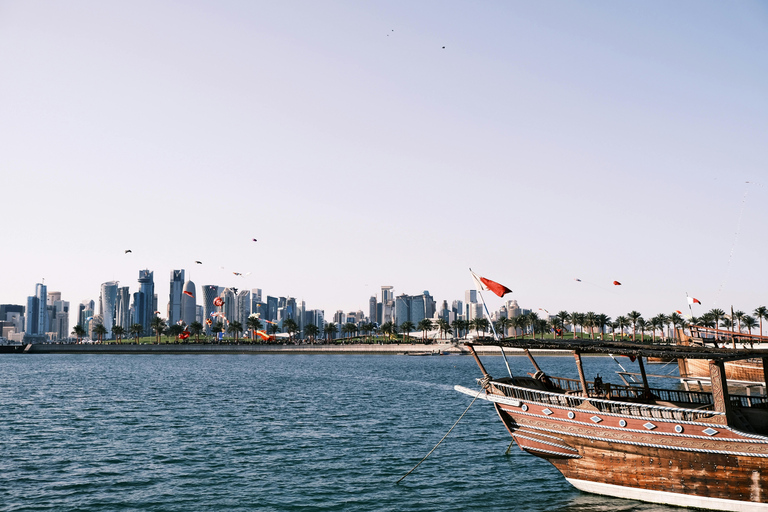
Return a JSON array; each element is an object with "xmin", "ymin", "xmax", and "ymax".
[{"xmin": 396, "ymin": 390, "xmax": 482, "ymax": 484}]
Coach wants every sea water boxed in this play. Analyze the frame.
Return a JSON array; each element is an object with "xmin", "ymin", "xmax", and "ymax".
[{"xmin": 0, "ymin": 354, "xmax": 692, "ymax": 511}]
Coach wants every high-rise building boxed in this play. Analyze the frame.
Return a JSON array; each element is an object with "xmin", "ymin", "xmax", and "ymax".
[
  {"xmin": 116, "ymin": 287, "xmax": 131, "ymax": 329},
  {"xmin": 266, "ymin": 296, "xmax": 278, "ymax": 322},
  {"xmin": 181, "ymin": 280, "xmax": 196, "ymax": 325},
  {"xmin": 221, "ymin": 288, "xmax": 236, "ymax": 325},
  {"xmin": 252, "ymin": 288, "xmax": 262, "ymax": 303},
  {"xmin": 202, "ymin": 285, "xmax": 219, "ymax": 333},
  {"xmin": 168, "ymin": 270, "xmax": 185, "ymax": 326},
  {"xmin": 410, "ymin": 295, "xmax": 426, "ymax": 326},
  {"xmin": 100, "ymin": 281, "xmax": 119, "ymax": 339},
  {"xmin": 369, "ymin": 296, "xmax": 377, "ymax": 325},
  {"xmin": 394, "ymin": 294, "xmax": 410, "ymax": 327},
  {"xmin": 0, "ymin": 305, "xmax": 25, "ymax": 333},
  {"xmin": 135, "ymin": 269, "xmax": 154, "ymax": 335},
  {"xmin": 236, "ymin": 289, "xmax": 250, "ymax": 324},
  {"xmin": 79, "ymin": 300, "xmax": 95, "ymax": 329},
  {"xmin": 381, "ymin": 286, "xmax": 394, "ymax": 304},
  {"xmin": 25, "ymin": 283, "xmax": 48, "ymax": 336}
]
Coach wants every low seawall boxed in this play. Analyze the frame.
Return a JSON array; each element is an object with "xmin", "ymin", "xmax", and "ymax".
[{"xmin": 19, "ymin": 343, "xmax": 570, "ymax": 356}]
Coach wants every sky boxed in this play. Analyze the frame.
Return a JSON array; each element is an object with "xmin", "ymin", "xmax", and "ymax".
[{"xmin": 1, "ymin": 1, "xmax": 767, "ymax": 329}]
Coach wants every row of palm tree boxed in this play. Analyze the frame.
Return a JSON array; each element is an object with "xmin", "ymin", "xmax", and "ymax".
[{"xmin": 73, "ymin": 304, "xmax": 768, "ymax": 345}]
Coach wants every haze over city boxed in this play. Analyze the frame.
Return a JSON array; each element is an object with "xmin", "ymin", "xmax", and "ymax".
[{"xmin": 2, "ymin": 1, "xmax": 767, "ymax": 329}]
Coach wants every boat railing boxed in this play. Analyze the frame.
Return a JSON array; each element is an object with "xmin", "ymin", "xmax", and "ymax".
[{"xmin": 488, "ymin": 380, "xmax": 725, "ymax": 422}]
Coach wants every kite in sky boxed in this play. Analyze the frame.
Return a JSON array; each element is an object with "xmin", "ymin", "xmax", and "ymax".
[
  {"xmin": 688, "ymin": 297, "xmax": 702, "ymax": 305},
  {"xmin": 183, "ymin": 291, "xmax": 194, "ymax": 298},
  {"xmin": 124, "ymin": 249, "xmax": 132, "ymax": 253},
  {"xmin": 675, "ymin": 310, "xmax": 682, "ymax": 315},
  {"xmin": 195, "ymin": 261, "xmax": 202, "ymax": 264},
  {"xmin": 613, "ymin": 281, "xmax": 622, "ymax": 286},
  {"xmin": 252, "ymin": 238, "xmax": 258, "ymax": 242},
  {"xmin": 574, "ymin": 278, "xmax": 582, "ymax": 282},
  {"xmin": 213, "ymin": 297, "xmax": 224, "ymax": 307},
  {"xmin": 233, "ymin": 272, "xmax": 242, "ymax": 276}
]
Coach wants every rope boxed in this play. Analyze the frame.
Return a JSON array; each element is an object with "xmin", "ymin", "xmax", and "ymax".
[{"xmin": 396, "ymin": 390, "xmax": 482, "ymax": 484}]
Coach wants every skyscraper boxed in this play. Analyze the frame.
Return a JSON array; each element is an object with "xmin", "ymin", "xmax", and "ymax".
[
  {"xmin": 202, "ymin": 285, "xmax": 219, "ymax": 333},
  {"xmin": 136, "ymin": 269, "xmax": 154, "ymax": 334},
  {"xmin": 394, "ymin": 294, "xmax": 410, "ymax": 327},
  {"xmin": 25, "ymin": 283, "xmax": 48, "ymax": 336},
  {"xmin": 99, "ymin": 281, "xmax": 119, "ymax": 339},
  {"xmin": 236, "ymin": 289, "xmax": 250, "ymax": 324},
  {"xmin": 181, "ymin": 280, "xmax": 196, "ymax": 325},
  {"xmin": 116, "ymin": 286, "xmax": 131, "ymax": 329},
  {"xmin": 168, "ymin": 270, "xmax": 185, "ymax": 326},
  {"xmin": 369, "ymin": 296, "xmax": 377, "ymax": 325}
]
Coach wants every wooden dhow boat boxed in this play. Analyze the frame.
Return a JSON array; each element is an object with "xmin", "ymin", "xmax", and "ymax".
[
  {"xmin": 678, "ymin": 325, "xmax": 768, "ymax": 387},
  {"xmin": 456, "ymin": 339, "xmax": 768, "ymax": 511}
]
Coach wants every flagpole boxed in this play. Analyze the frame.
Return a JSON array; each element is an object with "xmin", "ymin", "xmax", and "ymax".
[{"xmin": 472, "ymin": 271, "xmax": 512, "ymax": 378}]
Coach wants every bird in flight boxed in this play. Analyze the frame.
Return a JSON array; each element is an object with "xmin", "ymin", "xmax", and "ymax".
[
  {"xmin": 195, "ymin": 261, "xmax": 202, "ymax": 264},
  {"xmin": 125, "ymin": 249, "xmax": 132, "ymax": 253}
]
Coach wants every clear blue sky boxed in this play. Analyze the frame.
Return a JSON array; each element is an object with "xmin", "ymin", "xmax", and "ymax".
[{"xmin": 2, "ymin": 1, "xmax": 767, "ymax": 328}]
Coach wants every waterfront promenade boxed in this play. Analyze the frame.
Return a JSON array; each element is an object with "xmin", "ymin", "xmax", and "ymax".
[{"xmin": 18, "ymin": 342, "xmax": 570, "ymax": 356}]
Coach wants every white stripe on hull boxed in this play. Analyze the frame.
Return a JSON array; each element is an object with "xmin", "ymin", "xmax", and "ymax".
[{"xmin": 566, "ymin": 478, "xmax": 768, "ymax": 512}]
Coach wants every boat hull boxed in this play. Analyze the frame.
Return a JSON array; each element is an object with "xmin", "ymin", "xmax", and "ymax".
[
  {"xmin": 680, "ymin": 358, "xmax": 766, "ymax": 385},
  {"xmin": 494, "ymin": 401, "xmax": 768, "ymax": 511}
]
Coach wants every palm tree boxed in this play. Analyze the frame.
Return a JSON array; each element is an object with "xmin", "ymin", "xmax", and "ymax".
[
  {"xmin": 649, "ymin": 315, "xmax": 663, "ymax": 343},
  {"xmin": 708, "ymin": 309, "xmax": 726, "ymax": 332},
  {"xmin": 417, "ymin": 319, "xmax": 433, "ymax": 342},
  {"xmin": 583, "ymin": 312, "xmax": 597, "ymax": 340},
  {"xmin": 475, "ymin": 318, "xmax": 490, "ymax": 338},
  {"xmin": 304, "ymin": 323, "xmax": 320, "ymax": 343},
  {"xmin": 627, "ymin": 311, "xmax": 643, "ymax": 342},
  {"xmin": 527, "ymin": 312, "xmax": 539, "ymax": 339},
  {"xmin": 380, "ymin": 321, "xmax": 394, "ymax": 340},
  {"xmin": 742, "ymin": 315, "xmax": 758, "ymax": 334},
  {"xmin": 168, "ymin": 324, "xmax": 184, "ymax": 342},
  {"xmin": 399, "ymin": 321, "xmax": 416, "ymax": 342},
  {"xmin": 596, "ymin": 314, "xmax": 611, "ymax": 340},
  {"xmin": 515, "ymin": 314, "xmax": 530, "ymax": 338},
  {"xmin": 246, "ymin": 315, "xmax": 263, "ymax": 342},
  {"xmin": 614, "ymin": 316, "xmax": 629, "ymax": 340},
  {"xmin": 130, "ymin": 323, "xmax": 143, "ymax": 343},
  {"xmin": 657, "ymin": 314, "xmax": 670, "ymax": 343},
  {"xmin": 150, "ymin": 317, "xmax": 167, "ymax": 344},
  {"xmin": 112, "ymin": 325, "xmax": 125, "ymax": 343},
  {"xmin": 754, "ymin": 306, "xmax": 768, "ymax": 338},
  {"xmin": 72, "ymin": 324, "xmax": 86, "ymax": 343},
  {"xmin": 494, "ymin": 317, "xmax": 509, "ymax": 339},
  {"xmin": 637, "ymin": 318, "xmax": 648, "ymax": 342},
  {"xmin": 267, "ymin": 323, "xmax": 280, "ymax": 336},
  {"xmin": 283, "ymin": 318, "xmax": 299, "ymax": 341},
  {"xmin": 189, "ymin": 321, "xmax": 203, "ymax": 343},
  {"xmin": 556, "ymin": 311, "xmax": 570, "ymax": 338},
  {"xmin": 228, "ymin": 321, "xmax": 244, "ymax": 343},
  {"xmin": 669, "ymin": 312, "xmax": 684, "ymax": 341},
  {"xmin": 93, "ymin": 323, "xmax": 107, "ymax": 343},
  {"xmin": 733, "ymin": 310, "xmax": 745, "ymax": 335},
  {"xmin": 436, "ymin": 318, "xmax": 450, "ymax": 340},
  {"xmin": 324, "ymin": 322, "xmax": 338, "ymax": 343},
  {"xmin": 571, "ymin": 312, "xmax": 584, "ymax": 339}
]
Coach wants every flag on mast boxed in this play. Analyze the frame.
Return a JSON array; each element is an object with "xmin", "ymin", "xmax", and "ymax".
[{"xmin": 470, "ymin": 270, "xmax": 512, "ymax": 298}]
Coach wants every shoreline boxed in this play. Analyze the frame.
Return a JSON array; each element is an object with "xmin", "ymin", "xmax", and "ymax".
[{"xmin": 8, "ymin": 343, "xmax": 574, "ymax": 356}]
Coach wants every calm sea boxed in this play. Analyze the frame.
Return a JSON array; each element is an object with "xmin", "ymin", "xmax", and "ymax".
[{"xmin": 0, "ymin": 353, "xmax": 692, "ymax": 512}]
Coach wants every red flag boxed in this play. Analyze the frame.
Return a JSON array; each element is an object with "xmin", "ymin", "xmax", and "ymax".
[
  {"xmin": 613, "ymin": 281, "xmax": 621, "ymax": 286},
  {"xmin": 471, "ymin": 270, "xmax": 512, "ymax": 297},
  {"xmin": 688, "ymin": 297, "xmax": 701, "ymax": 305}
]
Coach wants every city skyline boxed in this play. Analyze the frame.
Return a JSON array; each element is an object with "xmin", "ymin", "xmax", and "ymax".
[{"xmin": 2, "ymin": 2, "xmax": 766, "ymax": 322}]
